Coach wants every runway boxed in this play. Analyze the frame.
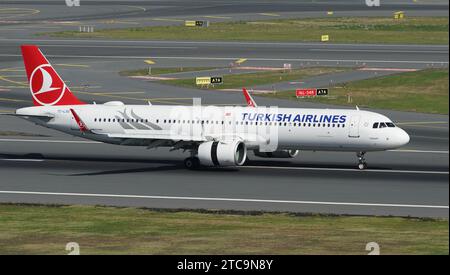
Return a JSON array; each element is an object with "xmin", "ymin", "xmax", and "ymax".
[
  {"xmin": 1, "ymin": 39, "xmax": 448, "ymax": 68},
  {"xmin": 0, "ymin": 0, "xmax": 448, "ymax": 218},
  {"xmin": 0, "ymin": 136, "xmax": 448, "ymax": 218}
]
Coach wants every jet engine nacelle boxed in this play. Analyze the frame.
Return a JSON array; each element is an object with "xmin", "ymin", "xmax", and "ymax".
[
  {"xmin": 253, "ymin": 149, "xmax": 299, "ymax": 158},
  {"xmin": 198, "ymin": 140, "xmax": 247, "ymax": 167}
]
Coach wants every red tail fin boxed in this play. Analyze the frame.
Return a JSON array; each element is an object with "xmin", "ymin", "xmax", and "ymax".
[{"xmin": 21, "ymin": 45, "xmax": 85, "ymax": 106}]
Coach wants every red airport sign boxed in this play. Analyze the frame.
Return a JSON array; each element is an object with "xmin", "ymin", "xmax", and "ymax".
[
  {"xmin": 296, "ymin": 88, "xmax": 328, "ymax": 97},
  {"xmin": 296, "ymin": 89, "xmax": 317, "ymax": 97}
]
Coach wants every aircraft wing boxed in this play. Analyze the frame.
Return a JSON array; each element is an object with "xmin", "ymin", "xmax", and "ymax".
[
  {"xmin": 1, "ymin": 113, "xmax": 54, "ymax": 122},
  {"xmin": 102, "ymin": 131, "xmax": 266, "ymax": 143},
  {"xmin": 104, "ymin": 132, "xmax": 206, "ymax": 142}
]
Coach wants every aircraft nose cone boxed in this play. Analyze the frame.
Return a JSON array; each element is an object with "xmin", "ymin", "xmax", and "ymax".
[{"xmin": 398, "ymin": 128, "xmax": 410, "ymax": 147}]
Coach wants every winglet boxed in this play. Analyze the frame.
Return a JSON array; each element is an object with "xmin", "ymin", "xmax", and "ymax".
[
  {"xmin": 242, "ymin": 88, "xmax": 257, "ymax": 107},
  {"xmin": 70, "ymin": 109, "xmax": 89, "ymax": 132}
]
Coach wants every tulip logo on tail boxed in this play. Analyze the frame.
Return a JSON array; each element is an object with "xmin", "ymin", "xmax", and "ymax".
[
  {"xmin": 21, "ymin": 45, "xmax": 85, "ymax": 106},
  {"xmin": 30, "ymin": 64, "xmax": 66, "ymax": 106}
]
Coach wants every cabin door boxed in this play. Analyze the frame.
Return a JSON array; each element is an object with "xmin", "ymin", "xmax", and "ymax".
[{"xmin": 348, "ymin": 115, "xmax": 360, "ymax": 138}]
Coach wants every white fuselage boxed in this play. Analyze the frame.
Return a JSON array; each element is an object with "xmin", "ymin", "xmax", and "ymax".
[{"xmin": 16, "ymin": 103, "xmax": 410, "ymax": 152}]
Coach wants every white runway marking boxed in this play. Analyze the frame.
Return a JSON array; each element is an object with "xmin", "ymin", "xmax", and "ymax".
[
  {"xmin": 388, "ymin": 149, "xmax": 449, "ymax": 154},
  {"xmin": 244, "ymin": 166, "xmax": 449, "ymax": 175},
  {"xmin": 0, "ymin": 159, "xmax": 44, "ymax": 162},
  {"xmin": 0, "ymin": 54, "xmax": 446, "ymax": 65},
  {"xmin": 0, "ymin": 138, "xmax": 100, "ymax": 144},
  {"xmin": 43, "ymin": 44, "xmax": 197, "ymax": 49},
  {"xmin": 310, "ymin": 49, "xmax": 448, "ymax": 54},
  {"xmin": 1, "ymin": 38, "xmax": 448, "ymax": 48},
  {"xmin": 0, "ymin": 190, "xmax": 447, "ymax": 209}
]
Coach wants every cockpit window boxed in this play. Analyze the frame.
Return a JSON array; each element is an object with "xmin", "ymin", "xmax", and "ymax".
[
  {"xmin": 386, "ymin": 122, "xmax": 396, "ymax": 128},
  {"xmin": 373, "ymin": 122, "xmax": 396, "ymax": 129}
]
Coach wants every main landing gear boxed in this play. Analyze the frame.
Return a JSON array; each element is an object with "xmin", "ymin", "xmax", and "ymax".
[
  {"xmin": 357, "ymin": 152, "xmax": 368, "ymax": 170},
  {"xmin": 184, "ymin": 157, "xmax": 200, "ymax": 170}
]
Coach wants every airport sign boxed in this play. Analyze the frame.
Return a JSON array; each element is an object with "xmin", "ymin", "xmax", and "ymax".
[
  {"xmin": 296, "ymin": 89, "xmax": 316, "ymax": 97},
  {"xmin": 296, "ymin": 88, "xmax": 328, "ymax": 97},
  {"xmin": 195, "ymin": 77, "xmax": 211, "ymax": 85},
  {"xmin": 210, "ymin": 76, "xmax": 223, "ymax": 84},
  {"xmin": 185, "ymin": 20, "xmax": 209, "ymax": 27},
  {"xmin": 196, "ymin": 76, "xmax": 223, "ymax": 85},
  {"xmin": 317, "ymin": 88, "xmax": 329, "ymax": 96}
]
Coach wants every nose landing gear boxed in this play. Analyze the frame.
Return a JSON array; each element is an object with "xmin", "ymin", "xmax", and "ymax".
[{"xmin": 357, "ymin": 152, "xmax": 367, "ymax": 170}]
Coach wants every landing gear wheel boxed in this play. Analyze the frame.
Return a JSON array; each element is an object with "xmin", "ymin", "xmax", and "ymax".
[
  {"xmin": 184, "ymin": 157, "xmax": 200, "ymax": 170},
  {"xmin": 356, "ymin": 152, "xmax": 367, "ymax": 170}
]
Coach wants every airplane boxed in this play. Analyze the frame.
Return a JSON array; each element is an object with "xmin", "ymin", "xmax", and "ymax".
[{"xmin": 10, "ymin": 45, "xmax": 410, "ymax": 170}]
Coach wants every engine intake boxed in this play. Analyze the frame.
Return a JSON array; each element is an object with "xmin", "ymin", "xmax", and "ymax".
[
  {"xmin": 254, "ymin": 149, "xmax": 299, "ymax": 158},
  {"xmin": 198, "ymin": 140, "xmax": 247, "ymax": 167}
]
